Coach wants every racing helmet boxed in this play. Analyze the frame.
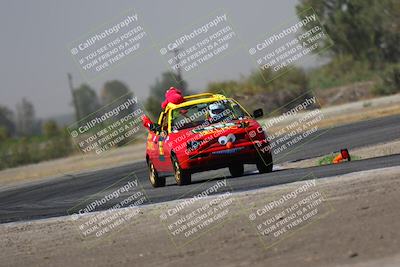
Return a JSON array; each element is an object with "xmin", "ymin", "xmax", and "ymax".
[{"xmin": 208, "ymin": 102, "xmax": 224, "ymax": 120}]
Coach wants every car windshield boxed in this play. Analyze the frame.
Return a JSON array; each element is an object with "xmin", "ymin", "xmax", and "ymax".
[{"xmin": 171, "ymin": 99, "xmax": 249, "ymax": 131}]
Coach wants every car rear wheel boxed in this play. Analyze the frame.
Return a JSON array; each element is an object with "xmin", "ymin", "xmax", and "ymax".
[
  {"xmin": 172, "ymin": 155, "xmax": 191, "ymax": 186},
  {"xmin": 148, "ymin": 160, "xmax": 166, "ymax": 188},
  {"xmin": 229, "ymin": 164, "xmax": 244, "ymax": 177},
  {"xmin": 256, "ymin": 152, "xmax": 273, "ymax": 173}
]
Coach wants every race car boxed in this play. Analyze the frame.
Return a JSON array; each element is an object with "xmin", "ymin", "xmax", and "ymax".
[{"xmin": 145, "ymin": 93, "xmax": 273, "ymax": 187}]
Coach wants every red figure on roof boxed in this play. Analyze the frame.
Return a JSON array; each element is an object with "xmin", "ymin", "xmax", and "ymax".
[{"xmin": 161, "ymin": 87, "xmax": 184, "ymax": 109}]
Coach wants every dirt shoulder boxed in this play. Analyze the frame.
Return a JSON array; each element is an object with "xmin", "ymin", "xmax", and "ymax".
[
  {"xmin": 1, "ymin": 166, "xmax": 399, "ymax": 267},
  {"xmin": 283, "ymin": 139, "xmax": 400, "ymax": 169}
]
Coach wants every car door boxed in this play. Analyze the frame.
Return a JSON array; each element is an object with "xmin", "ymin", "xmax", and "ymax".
[
  {"xmin": 153, "ymin": 111, "xmax": 171, "ymax": 172},
  {"xmin": 160, "ymin": 110, "xmax": 173, "ymax": 173},
  {"xmin": 147, "ymin": 130, "xmax": 158, "ymax": 165}
]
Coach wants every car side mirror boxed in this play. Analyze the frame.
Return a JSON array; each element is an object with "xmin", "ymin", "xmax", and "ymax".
[{"xmin": 253, "ymin": 108, "xmax": 264, "ymax": 118}]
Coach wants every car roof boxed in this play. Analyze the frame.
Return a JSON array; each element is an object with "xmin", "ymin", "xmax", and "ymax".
[{"xmin": 165, "ymin": 93, "xmax": 228, "ymax": 111}]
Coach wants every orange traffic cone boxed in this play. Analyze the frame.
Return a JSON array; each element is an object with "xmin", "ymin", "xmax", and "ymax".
[
  {"xmin": 333, "ymin": 153, "xmax": 343, "ymax": 164},
  {"xmin": 332, "ymin": 149, "xmax": 351, "ymax": 164}
]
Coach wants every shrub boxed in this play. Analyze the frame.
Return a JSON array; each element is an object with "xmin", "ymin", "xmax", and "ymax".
[
  {"xmin": 373, "ymin": 64, "xmax": 400, "ymax": 95},
  {"xmin": 309, "ymin": 55, "xmax": 375, "ymax": 90}
]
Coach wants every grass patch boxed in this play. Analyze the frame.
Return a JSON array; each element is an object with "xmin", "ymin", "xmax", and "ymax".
[
  {"xmin": 318, "ymin": 155, "xmax": 335, "ymax": 166},
  {"xmin": 318, "ymin": 154, "xmax": 362, "ymax": 166}
]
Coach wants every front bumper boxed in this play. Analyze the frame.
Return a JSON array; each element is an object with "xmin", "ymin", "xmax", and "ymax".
[{"xmin": 181, "ymin": 141, "xmax": 270, "ymax": 172}]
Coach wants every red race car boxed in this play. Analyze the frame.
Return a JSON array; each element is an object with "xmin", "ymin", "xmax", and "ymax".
[{"xmin": 145, "ymin": 93, "xmax": 273, "ymax": 187}]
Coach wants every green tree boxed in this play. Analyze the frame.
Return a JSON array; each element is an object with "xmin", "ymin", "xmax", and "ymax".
[
  {"xmin": 101, "ymin": 80, "xmax": 132, "ymax": 105},
  {"xmin": 207, "ymin": 80, "xmax": 242, "ymax": 96},
  {"xmin": 296, "ymin": 0, "xmax": 400, "ymax": 65},
  {"xmin": 246, "ymin": 67, "xmax": 314, "ymax": 112},
  {"xmin": 16, "ymin": 98, "xmax": 35, "ymax": 137},
  {"xmin": 144, "ymin": 96, "xmax": 162, "ymax": 121},
  {"xmin": 145, "ymin": 71, "xmax": 188, "ymax": 118},
  {"xmin": 100, "ymin": 80, "xmax": 135, "ymax": 135},
  {"xmin": 0, "ymin": 127, "xmax": 8, "ymax": 142},
  {"xmin": 0, "ymin": 105, "xmax": 15, "ymax": 137},
  {"xmin": 42, "ymin": 120, "xmax": 59, "ymax": 138},
  {"xmin": 74, "ymin": 84, "xmax": 100, "ymax": 119},
  {"xmin": 373, "ymin": 63, "xmax": 400, "ymax": 95}
]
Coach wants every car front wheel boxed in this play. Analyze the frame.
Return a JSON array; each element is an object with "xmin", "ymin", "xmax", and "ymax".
[
  {"xmin": 256, "ymin": 152, "xmax": 273, "ymax": 173},
  {"xmin": 148, "ymin": 160, "xmax": 166, "ymax": 188},
  {"xmin": 229, "ymin": 164, "xmax": 244, "ymax": 177},
  {"xmin": 172, "ymin": 155, "xmax": 191, "ymax": 186}
]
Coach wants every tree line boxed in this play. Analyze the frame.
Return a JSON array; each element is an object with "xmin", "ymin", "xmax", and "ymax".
[{"xmin": 0, "ymin": 80, "xmax": 135, "ymax": 170}]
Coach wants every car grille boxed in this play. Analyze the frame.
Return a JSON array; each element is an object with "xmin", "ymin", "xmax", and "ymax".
[{"xmin": 211, "ymin": 147, "xmax": 244, "ymax": 155}]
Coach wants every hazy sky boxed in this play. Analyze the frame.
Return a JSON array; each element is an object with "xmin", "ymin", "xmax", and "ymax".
[{"xmin": 0, "ymin": 0, "xmax": 311, "ymax": 118}]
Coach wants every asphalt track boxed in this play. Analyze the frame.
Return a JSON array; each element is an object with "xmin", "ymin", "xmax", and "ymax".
[{"xmin": 0, "ymin": 115, "xmax": 399, "ymax": 223}]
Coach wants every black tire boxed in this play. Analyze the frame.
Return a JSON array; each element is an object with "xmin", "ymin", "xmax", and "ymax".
[
  {"xmin": 229, "ymin": 164, "xmax": 244, "ymax": 177},
  {"xmin": 148, "ymin": 160, "xmax": 166, "ymax": 188},
  {"xmin": 172, "ymin": 155, "xmax": 191, "ymax": 186},
  {"xmin": 256, "ymin": 152, "xmax": 273, "ymax": 173}
]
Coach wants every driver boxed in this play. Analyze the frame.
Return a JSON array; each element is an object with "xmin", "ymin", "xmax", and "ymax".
[{"xmin": 208, "ymin": 102, "xmax": 226, "ymax": 123}]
